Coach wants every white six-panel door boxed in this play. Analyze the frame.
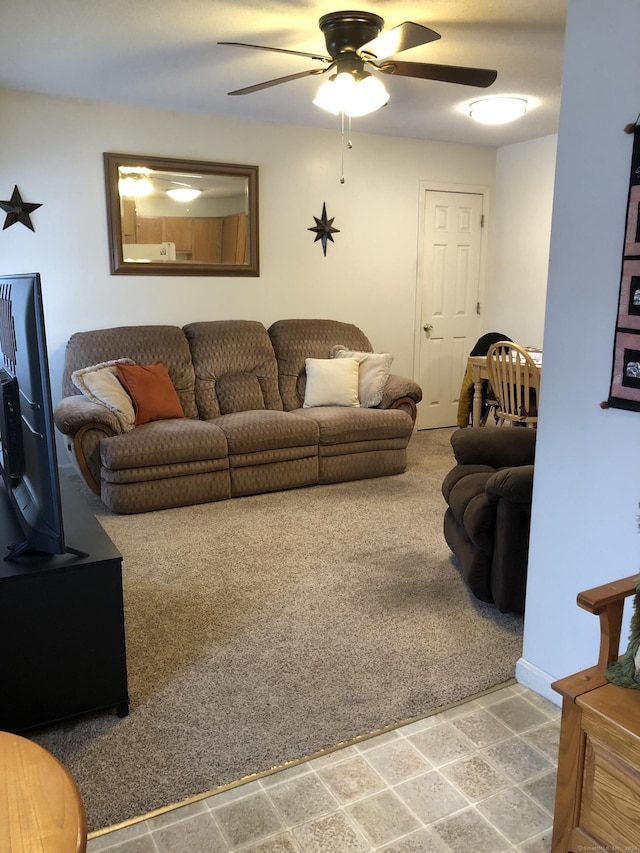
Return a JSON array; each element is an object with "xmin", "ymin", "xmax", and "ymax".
[{"xmin": 416, "ymin": 189, "xmax": 484, "ymax": 430}]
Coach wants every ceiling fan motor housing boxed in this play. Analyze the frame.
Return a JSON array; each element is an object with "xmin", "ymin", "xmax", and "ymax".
[
  {"xmin": 221, "ymin": 11, "xmax": 496, "ymax": 97},
  {"xmin": 319, "ymin": 11, "xmax": 384, "ymax": 58}
]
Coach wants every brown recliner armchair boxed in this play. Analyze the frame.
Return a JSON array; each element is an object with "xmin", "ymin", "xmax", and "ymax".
[{"xmin": 441, "ymin": 427, "xmax": 536, "ymax": 613}]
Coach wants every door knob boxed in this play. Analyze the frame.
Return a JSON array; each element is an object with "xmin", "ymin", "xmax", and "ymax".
[{"xmin": 423, "ymin": 323, "xmax": 433, "ymax": 332}]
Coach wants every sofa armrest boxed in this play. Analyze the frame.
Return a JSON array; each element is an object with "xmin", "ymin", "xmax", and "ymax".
[
  {"xmin": 54, "ymin": 396, "xmax": 122, "ymax": 495},
  {"xmin": 450, "ymin": 426, "xmax": 536, "ymax": 468},
  {"xmin": 54, "ymin": 395, "xmax": 122, "ymax": 437},
  {"xmin": 577, "ymin": 574, "xmax": 639, "ymax": 672},
  {"xmin": 377, "ymin": 374, "xmax": 422, "ymax": 424},
  {"xmin": 442, "ymin": 464, "xmax": 496, "ymax": 504},
  {"xmin": 486, "ymin": 465, "xmax": 534, "ymax": 504}
]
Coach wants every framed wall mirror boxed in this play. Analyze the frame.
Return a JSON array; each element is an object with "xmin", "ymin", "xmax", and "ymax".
[{"xmin": 104, "ymin": 153, "xmax": 259, "ymax": 276}]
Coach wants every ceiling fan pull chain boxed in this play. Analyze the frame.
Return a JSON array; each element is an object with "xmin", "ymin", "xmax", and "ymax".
[
  {"xmin": 340, "ymin": 112, "xmax": 354, "ymax": 184},
  {"xmin": 340, "ymin": 111, "xmax": 346, "ymax": 183}
]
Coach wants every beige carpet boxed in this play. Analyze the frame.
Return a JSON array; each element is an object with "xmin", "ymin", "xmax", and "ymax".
[{"xmin": 31, "ymin": 428, "xmax": 523, "ymax": 832}]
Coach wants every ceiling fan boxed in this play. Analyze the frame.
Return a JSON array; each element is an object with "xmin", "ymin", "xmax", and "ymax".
[{"xmin": 219, "ymin": 10, "xmax": 497, "ymax": 105}]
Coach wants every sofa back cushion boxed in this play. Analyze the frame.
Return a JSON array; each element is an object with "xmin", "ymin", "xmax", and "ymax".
[
  {"xmin": 62, "ymin": 325, "xmax": 198, "ymax": 419},
  {"xmin": 268, "ymin": 319, "xmax": 373, "ymax": 411},
  {"xmin": 183, "ymin": 320, "xmax": 283, "ymax": 419}
]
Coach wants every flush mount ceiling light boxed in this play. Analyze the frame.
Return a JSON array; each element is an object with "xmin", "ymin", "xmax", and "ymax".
[
  {"xmin": 468, "ymin": 96, "xmax": 528, "ymax": 124},
  {"xmin": 166, "ymin": 188, "xmax": 201, "ymax": 202}
]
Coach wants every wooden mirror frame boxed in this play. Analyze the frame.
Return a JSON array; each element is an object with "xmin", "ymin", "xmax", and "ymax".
[{"xmin": 104, "ymin": 152, "xmax": 259, "ymax": 276}]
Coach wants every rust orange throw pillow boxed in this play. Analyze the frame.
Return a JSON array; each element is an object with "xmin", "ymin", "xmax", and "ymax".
[{"xmin": 115, "ymin": 362, "xmax": 184, "ymax": 426}]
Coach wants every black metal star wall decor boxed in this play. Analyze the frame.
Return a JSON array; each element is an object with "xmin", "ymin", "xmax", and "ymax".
[
  {"xmin": 308, "ymin": 202, "xmax": 340, "ymax": 256},
  {"xmin": 0, "ymin": 186, "xmax": 42, "ymax": 232}
]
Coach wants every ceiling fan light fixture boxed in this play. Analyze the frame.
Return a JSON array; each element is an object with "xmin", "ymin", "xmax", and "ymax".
[
  {"xmin": 346, "ymin": 74, "xmax": 389, "ymax": 117},
  {"xmin": 313, "ymin": 71, "xmax": 389, "ymax": 117},
  {"xmin": 118, "ymin": 175, "xmax": 154, "ymax": 198},
  {"xmin": 166, "ymin": 188, "xmax": 201, "ymax": 202},
  {"xmin": 313, "ymin": 72, "xmax": 353, "ymax": 115},
  {"xmin": 468, "ymin": 96, "xmax": 527, "ymax": 124}
]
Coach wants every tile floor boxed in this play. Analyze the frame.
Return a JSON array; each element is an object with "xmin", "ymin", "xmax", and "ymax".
[{"xmin": 87, "ymin": 682, "xmax": 560, "ymax": 853}]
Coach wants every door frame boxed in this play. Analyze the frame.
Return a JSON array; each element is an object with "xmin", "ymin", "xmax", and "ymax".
[{"xmin": 413, "ymin": 182, "xmax": 492, "ymax": 405}]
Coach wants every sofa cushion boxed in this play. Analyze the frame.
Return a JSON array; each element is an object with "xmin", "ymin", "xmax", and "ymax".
[
  {"xmin": 62, "ymin": 325, "xmax": 199, "ymax": 419},
  {"xmin": 294, "ymin": 406, "xmax": 412, "ymax": 446},
  {"xmin": 213, "ymin": 410, "xmax": 319, "ymax": 456},
  {"xmin": 216, "ymin": 373, "xmax": 265, "ymax": 415},
  {"xmin": 303, "ymin": 357, "xmax": 360, "ymax": 408},
  {"xmin": 116, "ymin": 362, "xmax": 185, "ymax": 426},
  {"xmin": 101, "ymin": 419, "xmax": 228, "ymax": 471},
  {"xmin": 268, "ymin": 319, "xmax": 374, "ymax": 411},
  {"xmin": 184, "ymin": 320, "xmax": 283, "ymax": 419}
]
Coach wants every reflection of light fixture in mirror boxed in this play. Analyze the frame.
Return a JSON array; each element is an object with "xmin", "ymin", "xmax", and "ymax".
[
  {"xmin": 313, "ymin": 71, "xmax": 389, "ymax": 117},
  {"xmin": 468, "ymin": 96, "xmax": 528, "ymax": 124},
  {"xmin": 166, "ymin": 188, "xmax": 201, "ymax": 202},
  {"xmin": 118, "ymin": 169, "xmax": 154, "ymax": 198}
]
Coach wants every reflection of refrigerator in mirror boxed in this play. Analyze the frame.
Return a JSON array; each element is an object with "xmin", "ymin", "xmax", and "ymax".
[{"xmin": 122, "ymin": 242, "xmax": 176, "ymax": 262}]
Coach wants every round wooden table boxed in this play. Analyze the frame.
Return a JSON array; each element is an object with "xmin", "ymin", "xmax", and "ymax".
[{"xmin": 0, "ymin": 730, "xmax": 87, "ymax": 852}]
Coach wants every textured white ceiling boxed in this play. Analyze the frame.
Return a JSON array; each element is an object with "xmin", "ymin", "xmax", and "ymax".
[{"xmin": 0, "ymin": 0, "xmax": 567, "ymax": 146}]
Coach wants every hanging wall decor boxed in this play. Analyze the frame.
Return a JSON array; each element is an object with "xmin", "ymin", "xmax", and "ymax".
[
  {"xmin": 606, "ymin": 124, "xmax": 640, "ymax": 411},
  {"xmin": 0, "ymin": 185, "xmax": 42, "ymax": 232},
  {"xmin": 308, "ymin": 203, "xmax": 340, "ymax": 256}
]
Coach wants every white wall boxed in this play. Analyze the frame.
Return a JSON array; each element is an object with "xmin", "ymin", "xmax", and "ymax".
[
  {"xmin": 0, "ymin": 88, "xmax": 495, "ymax": 408},
  {"xmin": 487, "ymin": 134, "xmax": 557, "ymax": 347},
  {"xmin": 518, "ymin": 0, "xmax": 640, "ymax": 702}
]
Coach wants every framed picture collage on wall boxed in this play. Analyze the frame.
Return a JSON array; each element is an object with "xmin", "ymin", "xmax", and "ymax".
[{"xmin": 607, "ymin": 124, "xmax": 640, "ymax": 411}]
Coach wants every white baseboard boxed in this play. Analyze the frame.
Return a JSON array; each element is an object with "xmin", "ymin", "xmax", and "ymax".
[{"xmin": 516, "ymin": 657, "xmax": 561, "ymax": 707}]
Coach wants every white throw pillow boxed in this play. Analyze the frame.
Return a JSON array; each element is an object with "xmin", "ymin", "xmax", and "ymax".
[
  {"xmin": 71, "ymin": 359, "xmax": 136, "ymax": 431},
  {"xmin": 303, "ymin": 357, "xmax": 360, "ymax": 408},
  {"xmin": 330, "ymin": 345, "xmax": 394, "ymax": 407}
]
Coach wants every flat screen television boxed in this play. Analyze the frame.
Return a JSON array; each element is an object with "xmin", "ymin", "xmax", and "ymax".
[{"xmin": 0, "ymin": 272, "xmax": 82, "ymax": 560}]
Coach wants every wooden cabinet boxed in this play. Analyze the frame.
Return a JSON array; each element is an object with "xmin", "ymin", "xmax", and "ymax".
[
  {"xmin": 192, "ymin": 217, "xmax": 223, "ymax": 262},
  {"xmin": 221, "ymin": 213, "xmax": 248, "ymax": 264},
  {"xmin": 135, "ymin": 216, "xmax": 163, "ymax": 244},
  {"xmin": 552, "ymin": 574, "xmax": 640, "ymax": 852},
  {"xmin": 121, "ymin": 198, "xmax": 137, "ymax": 242},
  {"xmin": 133, "ymin": 214, "xmax": 246, "ymax": 263},
  {"xmin": 135, "ymin": 216, "xmax": 192, "ymax": 252},
  {"xmin": 0, "ymin": 474, "xmax": 129, "ymax": 732},
  {"xmin": 164, "ymin": 217, "xmax": 193, "ymax": 254}
]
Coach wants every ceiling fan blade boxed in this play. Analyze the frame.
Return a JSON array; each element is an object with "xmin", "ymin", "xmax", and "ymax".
[
  {"xmin": 359, "ymin": 22, "xmax": 440, "ymax": 60},
  {"xmin": 228, "ymin": 67, "xmax": 327, "ymax": 96},
  {"xmin": 219, "ymin": 42, "xmax": 330, "ymax": 63},
  {"xmin": 379, "ymin": 61, "xmax": 497, "ymax": 88}
]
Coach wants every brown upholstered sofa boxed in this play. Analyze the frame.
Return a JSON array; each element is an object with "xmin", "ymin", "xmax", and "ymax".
[
  {"xmin": 441, "ymin": 427, "xmax": 536, "ymax": 613},
  {"xmin": 54, "ymin": 318, "xmax": 422, "ymax": 513}
]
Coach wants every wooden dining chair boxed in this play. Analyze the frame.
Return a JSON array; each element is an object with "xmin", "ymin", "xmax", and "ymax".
[{"xmin": 485, "ymin": 341, "xmax": 540, "ymax": 426}]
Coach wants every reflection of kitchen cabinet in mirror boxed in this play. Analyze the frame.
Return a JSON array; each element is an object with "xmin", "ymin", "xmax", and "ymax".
[{"xmin": 104, "ymin": 153, "xmax": 259, "ymax": 276}]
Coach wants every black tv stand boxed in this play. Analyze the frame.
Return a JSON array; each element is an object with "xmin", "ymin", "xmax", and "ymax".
[
  {"xmin": 0, "ymin": 472, "xmax": 129, "ymax": 732},
  {"xmin": 4, "ymin": 540, "xmax": 89, "ymax": 561}
]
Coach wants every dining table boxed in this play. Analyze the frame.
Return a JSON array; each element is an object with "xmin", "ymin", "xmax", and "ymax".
[{"xmin": 467, "ymin": 348, "xmax": 542, "ymax": 427}]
